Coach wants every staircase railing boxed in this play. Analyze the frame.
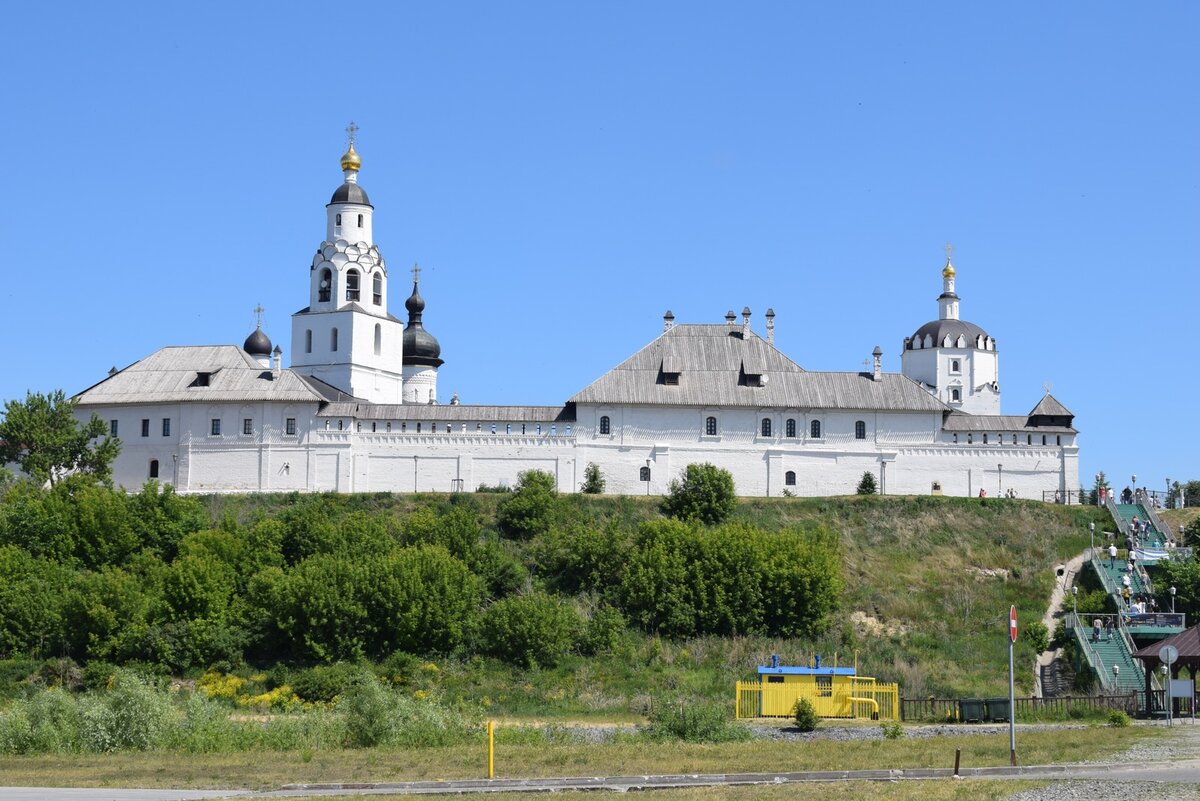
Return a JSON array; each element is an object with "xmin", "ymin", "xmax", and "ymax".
[
  {"xmin": 1144, "ymin": 502, "xmax": 1174, "ymax": 546},
  {"xmin": 1070, "ymin": 612, "xmax": 1112, "ymax": 689},
  {"xmin": 1105, "ymin": 495, "xmax": 1128, "ymax": 537}
]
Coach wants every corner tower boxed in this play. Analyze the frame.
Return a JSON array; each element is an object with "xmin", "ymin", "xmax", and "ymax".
[
  {"xmin": 900, "ymin": 249, "xmax": 1000, "ymax": 414},
  {"xmin": 290, "ymin": 125, "xmax": 406, "ymax": 403}
]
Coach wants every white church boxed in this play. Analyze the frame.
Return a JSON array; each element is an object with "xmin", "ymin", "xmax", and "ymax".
[{"xmin": 74, "ymin": 139, "xmax": 1080, "ymax": 499}]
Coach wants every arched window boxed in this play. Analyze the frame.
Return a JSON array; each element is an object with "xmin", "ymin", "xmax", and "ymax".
[
  {"xmin": 855, "ymin": 420, "xmax": 866, "ymax": 440},
  {"xmin": 565, "ymin": 424, "xmax": 572, "ymax": 436},
  {"xmin": 345, "ymin": 269, "xmax": 361, "ymax": 301},
  {"xmin": 373, "ymin": 323, "xmax": 381, "ymax": 356},
  {"xmin": 1012, "ymin": 434, "xmax": 1018, "ymax": 444},
  {"xmin": 357, "ymin": 214, "xmax": 363, "ymax": 228},
  {"xmin": 983, "ymin": 434, "xmax": 988, "ymax": 444},
  {"xmin": 331, "ymin": 327, "xmax": 339, "ymax": 352},
  {"xmin": 1042, "ymin": 435, "xmax": 1047, "ymax": 445},
  {"xmin": 951, "ymin": 359, "xmax": 960, "ymax": 373},
  {"xmin": 1027, "ymin": 434, "xmax": 1032, "ymax": 445},
  {"xmin": 336, "ymin": 213, "xmax": 342, "ymax": 226},
  {"xmin": 785, "ymin": 470, "xmax": 796, "ymax": 486},
  {"xmin": 506, "ymin": 424, "xmax": 512, "ymax": 435},
  {"xmin": 705, "ymin": 416, "xmax": 717, "ymax": 436},
  {"xmin": 953, "ymin": 433, "xmax": 958, "ymax": 443},
  {"xmin": 785, "ymin": 418, "xmax": 796, "ymax": 438},
  {"xmin": 761, "ymin": 418, "xmax": 772, "ymax": 437},
  {"xmin": 639, "ymin": 465, "xmax": 651, "ymax": 482},
  {"xmin": 1056, "ymin": 435, "xmax": 1061, "ymax": 445},
  {"xmin": 810, "ymin": 420, "xmax": 821, "ymax": 439},
  {"xmin": 319, "ymin": 268, "xmax": 332, "ymax": 302},
  {"xmin": 951, "ymin": 388, "xmax": 961, "ymax": 402},
  {"xmin": 372, "ymin": 273, "xmax": 382, "ymax": 305},
  {"xmin": 305, "ymin": 329, "xmax": 312, "ymax": 353},
  {"xmin": 149, "ymin": 459, "xmax": 159, "ymax": 479},
  {"xmin": 599, "ymin": 415, "xmax": 611, "ymax": 435}
]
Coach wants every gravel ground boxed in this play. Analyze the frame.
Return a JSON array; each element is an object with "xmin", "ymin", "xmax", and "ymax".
[{"xmin": 1005, "ymin": 779, "xmax": 1200, "ymax": 801}]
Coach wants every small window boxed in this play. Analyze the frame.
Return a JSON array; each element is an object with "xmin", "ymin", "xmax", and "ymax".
[
  {"xmin": 373, "ymin": 273, "xmax": 382, "ymax": 305},
  {"xmin": 951, "ymin": 359, "xmax": 961, "ymax": 373},
  {"xmin": 767, "ymin": 675, "xmax": 785, "ymax": 684},
  {"xmin": 162, "ymin": 418, "xmax": 170, "ymax": 437},
  {"xmin": 110, "ymin": 420, "xmax": 119, "ymax": 436},
  {"xmin": 336, "ymin": 213, "xmax": 342, "ymax": 226},
  {"xmin": 951, "ymin": 388, "xmax": 961, "ymax": 402},
  {"xmin": 640, "ymin": 465, "xmax": 651, "ymax": 482},
  {"xmin": 319, "ymin": 268, "xmax": 332, "ymax": 303},
  {"xmin": 305, "ymin": 329, "xmax": 312, "ymax": 353},
  {"xmin": 535, "ymin": 424, "xmax": 541, "ymax": 435},
  {"xmin": 243, "ymin": 418, "xmax": 253, "ymax": 436},
  {"xmin": 967, "ymin": 433, "xmax": 973, "ymax": 444},
  {"xmin": 953, "ymin": 433, "xmax": 958, "ymax": 443},
  {"xmin": 210, "ymin": 419, "xmax": 221, "ymax": 436},
  {"xmin": 521, "ymin": 423, "xmax": 526, "ymax": 435},
  {"xmin": 338, "ymin": 419, "xmax": 344, "ymax": 431},
  {"xmin": 386, "ymin": 422, "xmax": 392, "ymax": 432},
  {"xmin": 345, "ymin": 269, "xmax": 360, "ymax": 301},
  {"xmin": 1042, "ymin": 435, "xmax": 1047, "ymax": 445},
  {"xmin": 705, "ymin": 416, "xmax": 717, "ymax": 436},
  {"xmin": 374, "ymin": 323, "xmax": 382, "ymax": 356},
  {"xmin": 1057, "ymin": 435, "xmax": 1061, "ymax": 445},
  {"xmin": 417, "ymin": 422, "xmax": 422, "ymax": 433},
  {"xmin": 565, "ymin": 424, "xmax": 572, "ymax": 436},
  {"xmin": 1027, "ymin": 434, "xmax": 1032, "ymax": 445},
  {"xmin": 331, "ymin": 327, "xmax": 339, "ymax": 352},
  {"xmin": 371, "ymin": 422, "xmax": 377, "ymax": 433},
  {"xmin": 855, "ymin": 420, "xmax": 866, "ymax": 440},
  {"xmin": 550, "ymin": 425, "xmax": 556, "ymax": 436},
  {"xmin": 506, "ymin": 424, "xmax": 512, "ymax": 435},
  {"xmin": 983, "ymin": 434, "xmax": 988, "ymax": 444},
  {"xmin": 761, "ymin": 418, "xmax": 772, "ymax": 437},
  {"xmin": 286, "ymin": 418, "xmax": 296, "ymax": 436},
  {"xmin": 149, "ymin": 459, "xmax": 159, "ymax": 479},
  {"xmin": 599, "ymin": 415, "xmax": 611, "ymax": 435},
  {"xmin": 357, "ymin": 213, "xmax": 363, "ymax": 228},
  {"xmin": 786, "ymin": 418, "xmax": 796, "ymax": 438},
  {"xmin": 785, "ymin": 470, "xmax": 796, "ymax": 486},
  {"xmin": 1012, "ymin": 434, "xmax": 1018, "ymax": 444},
  {"xmin": 195, "ymin": 372, "xmax": 211, "ymax": 387},
  {"xmin": 141, "ymin": 419, "xmax": 150, "ymax": 437},
  {"xmin": 810, "ymin": 420, "xmax": 821, "ymax": 439},
  {"xmin": 491, "ymin": 424, "xmax": 497, "ymax": 434}
]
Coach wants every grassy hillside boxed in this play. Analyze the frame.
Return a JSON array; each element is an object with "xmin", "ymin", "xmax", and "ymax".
[{"xmin": 201, "ymin": 492, "xmax": 1103, "ymax": 703}]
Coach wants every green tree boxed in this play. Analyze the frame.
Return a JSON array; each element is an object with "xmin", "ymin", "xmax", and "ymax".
[
  {"xmin": 496, "ymin": 469, "xmax": 558, "ymax": 539},
  {"xmin": 856, "ymin": 471, "xmax": 877, "ymax": 495},
  {"xmin": 662, "ymin": 463, "xmax": 736, "ymax": 525},
  {"xmin": 480, "ymin": 591, "xmax": 583, "ymax": 668},
  {"xmin": 0, "ymin": 390, "xmax": 119, "ymax": 486},
  {"xmin": 580, "ymin": 463, "xmax": 605, "ymax": 494}
]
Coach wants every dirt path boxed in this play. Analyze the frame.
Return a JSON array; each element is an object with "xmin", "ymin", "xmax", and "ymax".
[{"xmin": 1033, "ymin": 549, "xmax": 1090, "ymax": 697}]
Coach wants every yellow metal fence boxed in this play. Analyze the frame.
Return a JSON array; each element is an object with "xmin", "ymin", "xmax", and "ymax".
[{"xmin": 735, "ymin": 679, "xmax": 899, "ymax": 721}]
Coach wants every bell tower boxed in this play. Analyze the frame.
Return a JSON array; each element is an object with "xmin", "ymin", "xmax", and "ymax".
[{"xmin": 290, "ymin": 125, "xmax": 406, "ymax": 403}]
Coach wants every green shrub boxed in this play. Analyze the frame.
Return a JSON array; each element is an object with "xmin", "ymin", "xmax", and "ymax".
[
  {"xmin": 480, "ymin": 592, "xmax": 583, "ymax": 668},
  {"xmin": 662, "ymin": 463, "xmax": 736, "ymax": 525},
  {"xmin": 1107, "ymin": 709, "xmax": 1131, "ymax": 727},
  {"xmin": 580, "ymin": 463, "xmax": 605, "ymax": 494},
  {"xmin": 291, "ymin": 663, "xmax": 361, "ymax": 703},
  {"xmin": 497, "ymin": 470, "xmax": 558, "ymax": 539},
  {"xmin": 792, "ymin": 697, "xmax": 819, "ymax": 731},
  {"xmin": 341, "ymin": 671, "xmax": 397, "ymax": 748},
  {"xmin": 856, "ymin": 472, "xmax": 878, "ymax": 495},
  {"xmin": 581, "ymin": 606, "xmax": 627, "ymax": 655},
  {"xmin": 645, "ymin": 701, "xmax": 751, "ymax": 743},
  {"xmin": 881, "ymin": 720, "xmax": 903, "ymax": 739},
  {"xmin": 1021, "ymin": 620, "xmax": 1050, "ymax": 653}
]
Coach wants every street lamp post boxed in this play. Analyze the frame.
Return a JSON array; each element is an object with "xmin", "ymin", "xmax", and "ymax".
[
  {"xmin": 998, "ymin": 463, "xmax": 1003, "ymax": 497},
  {"xmin": 1089, "ymin": 522, "xmax": 1095, "ymax": 559},
  {"xmin": 645, "ymin": 459, "xmax": 652, "ymax": 496},
  {"xmin": 1171, "ymin": 586, "xmax": 1177, "ymax": 614},
  {"xmin": 1072, "ymin": 585, "xmax": 1078, "ymax": 621}
]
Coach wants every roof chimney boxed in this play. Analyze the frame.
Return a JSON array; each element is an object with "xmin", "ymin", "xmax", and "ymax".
[
  {"xmin": 872, "ymin": 346, "xmax": 883, "ymax": 382},
  {"xmin": 765, "ymin": 308, "xmax": 775, "ymax": 345},
  {"xmin": 741, "ymin": 306, "xmax": 751, "ymax": 339},
  {"xmin": 663, "ymin": 310, "xmax": 675, "ymax": 332},
  {"xmin": 272, "ymin": 345, "xmax": 283, "ymax": 377},
  {"xmin": 725, "ymin": 310, "xmax": 736, "ymax": 326}
]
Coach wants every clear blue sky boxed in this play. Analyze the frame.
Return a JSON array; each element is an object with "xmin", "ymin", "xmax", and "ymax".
[{"xmin": 2, "ymin": 2, "xmax": 1196, "ymax": 491}]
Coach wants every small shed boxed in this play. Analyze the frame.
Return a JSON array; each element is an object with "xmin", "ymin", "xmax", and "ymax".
[
  {"xmin": 735, "ymin": 655, "xmax": 898, "ymax": 720},
  {"xmin": 1132, "ymin": 624, "xmax": 1200, "ymax": 715}
]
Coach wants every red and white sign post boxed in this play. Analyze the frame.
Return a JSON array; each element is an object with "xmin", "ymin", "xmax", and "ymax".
[{"xmin": 1008, "ymin": 605, "xmax": 1017, "ymax": 766}]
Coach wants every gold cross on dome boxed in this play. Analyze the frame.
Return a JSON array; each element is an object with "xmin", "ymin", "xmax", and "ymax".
[
  {"xmin": 253, "ymin": 304, "xmax": 265, "ymax": 327},
  {"xmin": 411, "ymin": 263, "xmax": 422, "ymax": 284},
  {"xmin": 345, "ymin": 121, "xmax": 359, "ymax": 146},
  {"xmin": 944, "ymin": 242, "xmax": 954, "ymax": 262}
]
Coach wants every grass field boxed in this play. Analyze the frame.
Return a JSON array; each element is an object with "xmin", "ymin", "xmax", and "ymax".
[{"xmin": 0, "ymin": 725, "xmax": 1158, "ymax": 791}]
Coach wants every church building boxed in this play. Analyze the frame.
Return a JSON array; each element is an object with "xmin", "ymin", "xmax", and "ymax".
[{"xmin": 73, "ymin": 138, "xmax": 1080, "ymax": 499}]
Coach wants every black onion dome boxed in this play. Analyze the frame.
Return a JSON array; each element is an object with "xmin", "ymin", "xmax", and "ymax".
[
  {"xmin": 402, "ymin": 282, "xmax": 443, "ymax": 367},
  {"xmin": 243, "ymin": 327, "xmax": 272, "ymax": 356},
  {"xmin": 329, "ymin": 182, "xmax": 372, "ymax": 207},
  {"xmin": 910, "ymin": 319, "xmax": 992, "ymax": 347}
]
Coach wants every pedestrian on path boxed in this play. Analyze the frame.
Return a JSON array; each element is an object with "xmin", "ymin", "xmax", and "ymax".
[
  {"xmin": 1109, "ymin": 543, "xmax": 1118, "ymax": 568},
  {"xmin": 1093, "ymin": 618, "xmax": 1102, "ymax": 642},
  {"xmin": 1104, "ymin": 617, "xmax": 1114, "ymax": 641}
]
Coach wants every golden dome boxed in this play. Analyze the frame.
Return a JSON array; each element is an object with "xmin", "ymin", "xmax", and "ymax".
[
  {"xmin": 942, "ymin": 259, "xmax": 956, "ymax": 278},
  {"xmin": 340, "ymin": 143, "xmax": 361, "ymax": 172}
]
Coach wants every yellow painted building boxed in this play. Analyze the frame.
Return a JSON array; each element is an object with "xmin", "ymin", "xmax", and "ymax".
[{"xmin": 735, "ymin": 658, "xmax": 899, "ymax": 721}]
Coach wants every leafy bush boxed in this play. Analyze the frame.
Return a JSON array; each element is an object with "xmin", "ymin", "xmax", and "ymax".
[
  {"xmin": 581, "ymin": 606, "xmax": 627, "ymax": 655},
  {"xmin": 290, "ymin": 663, "xmax": 361, "ymax": 703},
  {"xmin": 1107, "ymin": 709, "xmax": 1131, "ymax": 727},
  {"xmin": 792, "ymin": 697, "xmax": 819, "ymax": 731},
  {"xmin": 880, "ymin": 720, "xmax": 903, "ymax": 739},
  {"xmin": 856, "ymin": 472, "xmax": 877, "ymax": 495},
  {"xmin": 580, "ymin": 463, "xmax": 605, "ymax": 494},
  {"xmin": 662, "ymin": 464, "xmax": 736, "ymax": 525},
  {"xmin": 480, "ymin": 592, "xmax": 583, "ymax": 668},
  {"xmin": 1021, "ymin": 620, "xmax": 1050, "ymax": 653},
  {"xmin": 645, "ymin": 701, "xmax": 751, "ymax": 743},
  {"xmin": 497, "ymin": 470, "xmax": 558, "ymax": 539}
]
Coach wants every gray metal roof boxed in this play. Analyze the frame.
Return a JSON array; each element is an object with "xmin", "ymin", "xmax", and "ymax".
[
  {"xmin": 329, "ymin": 182, "xmax": 372, "ymax": 206},
  {"xmin": 74, "ymin": 346, "xmax": 326, "ymax": 406},
  {"xmin": 909, "ymin": 318, "xmax": 991, "ymax": 347},
  {"xmin": 570, "ymin": 325, "xmax": 947, "ymax": 411},
  {"xmin": 941, "ymin": 413, "xmax": 1076, "ymax": 433},
  {"xmin": 319, "ymin": 403, "xmax": 574, "ymax": 422},
  {"xmin": 1028, "ymin": 393, "xmax": 1073, "ymax": 418}
]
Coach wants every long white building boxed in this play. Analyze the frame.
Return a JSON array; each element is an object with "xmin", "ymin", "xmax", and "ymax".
[{"xmin": 74, "ymin": 142, "xmax": 1079, "ymax": 499}]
